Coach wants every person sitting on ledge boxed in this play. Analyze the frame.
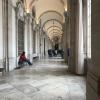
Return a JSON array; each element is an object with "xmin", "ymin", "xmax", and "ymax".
[{"xmin": 18, "ymin": 51, "xmax": 32, "ymax": 66}]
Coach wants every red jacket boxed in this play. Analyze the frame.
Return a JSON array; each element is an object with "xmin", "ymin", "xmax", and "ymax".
[{"xmin": 19, "ymin": 54, "xmax": 27, "ymax": 62}]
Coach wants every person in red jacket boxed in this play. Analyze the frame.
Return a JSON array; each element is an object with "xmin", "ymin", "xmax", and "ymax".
[{"xmin": 18, "ymin": 51, "xmax": 32, "ymax": 66}]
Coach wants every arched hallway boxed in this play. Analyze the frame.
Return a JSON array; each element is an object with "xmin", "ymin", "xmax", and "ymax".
[
  {"xmin": 0, "ymin": 58, "xmax": 86, "ymax": 100},
  {"xmin": 1, "ymin": 0, "xmax": 100, "ymax": 100}
]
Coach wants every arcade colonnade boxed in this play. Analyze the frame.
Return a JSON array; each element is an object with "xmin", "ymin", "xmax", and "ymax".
[
  {"xmin": 0, "ymin": 0, "xmax": 91, "ymax": 75},
  {"xmin": 1, "ymin": 0, "xmax": 100, "ymax": 100},
  {"xmin": 0, "ymin": 0, "xmax": 52, "ymax": 71}
]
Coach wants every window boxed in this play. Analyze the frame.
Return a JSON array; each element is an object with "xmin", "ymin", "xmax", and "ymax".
[{"xmin": 87, "ymin": 0, "xmax": 91, "ymax": 58}]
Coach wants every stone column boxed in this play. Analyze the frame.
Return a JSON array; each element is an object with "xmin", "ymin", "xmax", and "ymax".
[
  {"xmin": 44, "ymin": 36, "xmax": 51, "ymax": 57},
  {"xmin": 27, "ymin": 14, "xmax": 30, "ymax": 58},
  {"xmin": 32, "ymin": 21, "xmax": 36, "ymax": 54},
  {"xmin": 68, "ymin": 0, "xmax": 77, "ymax": 73},
  {"xmin": 41, "ymin": 33, "xmax": 45, "ymax": 58},
  {"xmin": 43, "ymin": 36, "xmax": 46, "ymax": 57},
  {"xmin": 63, "ymin": 11, "xmax": 68, "ymax": 62},
  {"xmin": 40, "ymin": 33, "xmax": 43, "ymax": 58},
  {"xmin": 68, "ymin": 0, "xmax": 85, "ymax": 74},
  {"xmin": 39, "ymin": 27, "xmax": 42, "ymax": 58},
  {"xmin": 42, "ymin": 35, "xmax": 46, "ymax": 58},
  {"xmin": 24, "ymin": 13, "xmax": 32, "ymax": 60},
  {"xmin": 87, "ymin": 0, "xmax": 100, "ymax": 100},
  {"xmin": 24, "ymin": 15, "xmax": 28, "ymax": 55},
  {"xmin": 76, "ymin": 0, "xmax": 84, "ymax": 74},
  {"xmin": 29, "ymin": 17, "xmax": 33, "ymax": 62},
  {"xmin": 36, "ymin": 25, "xmax": 40, "ymax": 57},
  {"xmin": 8, "ymin": 0, "xmax": 17, "ymax": 71},
  {"xmin": 15, "ymin": 7, "xmax": 18, "ymax": 68},
  {"xmin": 64, "ymin": 10, "xmax": 70, "ymax": 64},
  {"xmin": 83, "ymin": 0, "xmax": 88, "ymax": 74},
  {"xmin": 0, "ymin": 0, "xmax": 4, "ymax": 70},
  {"xmin": 2, "ymin": 0, "xmax": 9, "ymax": 72}
]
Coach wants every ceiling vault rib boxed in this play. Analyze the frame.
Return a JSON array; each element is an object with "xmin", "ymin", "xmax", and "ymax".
[
  {"xmin": 38, "ymin": 10, "xmax": 63, "ymax": 21},
  {"xmin": 49, "ymin": 32, "xmax": 62, "ymax": 36},
  {"xmin": 48, "ymin": 29, "xmax": 62, "ymax": 34},
  {"xmin": 42, "ymin": 19, "xmax": 62, "ymax": 30},
  {"xmin": 47, "ymin": 26, "xmax": 62, "ymax": 31}
]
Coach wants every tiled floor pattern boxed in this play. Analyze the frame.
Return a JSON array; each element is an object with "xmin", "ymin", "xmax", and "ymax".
[{"xmin": 0, "ymin": 58, "xmax": 86, "ymax": 100}]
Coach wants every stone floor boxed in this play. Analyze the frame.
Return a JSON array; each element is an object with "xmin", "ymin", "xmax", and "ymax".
[{"xmin": 0, "ymin": 58, "xmax": 86, "ymax": 100}]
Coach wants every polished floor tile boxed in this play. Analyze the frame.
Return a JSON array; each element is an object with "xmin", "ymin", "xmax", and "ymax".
[{"xmin": 0, "ymin": 58, "xmax": 86, "ymax": 100}]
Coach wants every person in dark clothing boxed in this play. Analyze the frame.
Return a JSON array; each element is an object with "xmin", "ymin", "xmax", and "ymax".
[
  {"xmin": 52, "ymin": 50, "xmax": 57, "ymax": 56},
  {"xmin": 18, "ymin": 51, "xmax": 32, "ymax": 66},
  {"xmin": 48, "ymin": 49, "xmax": 52, "ymax": 57},
  {"xmin": 55, "ymin": 44, "xmax": 59, "ymax": 50}
]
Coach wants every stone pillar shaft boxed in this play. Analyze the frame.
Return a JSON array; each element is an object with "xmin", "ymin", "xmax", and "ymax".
[
  {"xmin": 2, "ymin": 0, "xmax": 9, "ymax": 72},
  {"xmin": 68, "ymin": 0, "xmax": 77, "ymax": 73},
  {"xmin": 24, "ymin": 13, "xmax": 33, "ymax": 61}
]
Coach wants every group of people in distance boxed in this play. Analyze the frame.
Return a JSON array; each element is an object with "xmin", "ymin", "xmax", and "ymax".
[{"xmin": 48, "ymin": 49, "xmax": 64, "ymax": 58}]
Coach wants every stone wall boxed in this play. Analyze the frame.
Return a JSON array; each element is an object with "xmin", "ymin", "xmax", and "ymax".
[{"xmin": 87, "ymin": 0, "xmax": 100, "ymax": 100}]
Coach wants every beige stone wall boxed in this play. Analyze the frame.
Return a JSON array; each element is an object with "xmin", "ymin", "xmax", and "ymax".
[{"xmin": 87, "ymin": 0, "xmax": 100, "ymax": 100}]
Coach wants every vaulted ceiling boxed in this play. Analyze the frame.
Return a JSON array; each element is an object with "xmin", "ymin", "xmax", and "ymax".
[{"xmin": 24, "ymin": 0, "xmax": 67, "ymax": 42}]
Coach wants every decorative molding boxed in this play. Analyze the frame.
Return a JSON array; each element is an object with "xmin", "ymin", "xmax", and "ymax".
[{"xmin": 16, "ymin": 1, "xmax": 24, "ymax": 21}]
